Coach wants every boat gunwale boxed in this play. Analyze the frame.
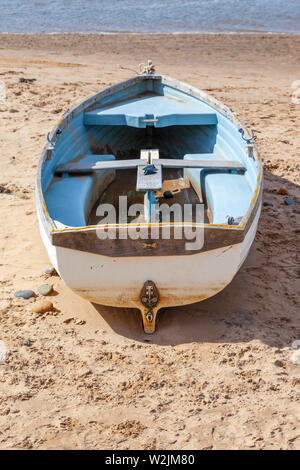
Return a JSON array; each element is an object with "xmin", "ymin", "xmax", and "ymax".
[{"xmin": 36, "ymin": 74, "xmax": 263, "ymax": 238}]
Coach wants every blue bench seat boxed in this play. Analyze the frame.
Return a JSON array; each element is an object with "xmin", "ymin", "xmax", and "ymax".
[
  {"xmin": 184, "ymin": 154, "xmax": 252, "ymax": 225},
  {"xmin": 45, "ymin": 155, "xmax": 115, "ymax": 227}
]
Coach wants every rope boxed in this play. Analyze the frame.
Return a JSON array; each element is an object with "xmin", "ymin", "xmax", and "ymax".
[
  {"xmin": 118, "ymin": 64, "xmax": 140, "ymax": 75},
  {"xmin": 138, "ymin": 60, "xmax": 155, "ymax": 75},
  {"xmin": 118, "ymin": 59, "xmax": 155, "ymax": 76}
]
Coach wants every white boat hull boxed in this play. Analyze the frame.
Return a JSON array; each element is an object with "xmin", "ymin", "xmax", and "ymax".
[{"xmin": 37, "ymin": 203, "xmax": 261, "ymax": 331}]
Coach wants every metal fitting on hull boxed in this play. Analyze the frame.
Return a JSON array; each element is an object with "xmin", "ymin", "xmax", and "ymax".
[{"xmin": 140, "ymin": 280, "xmax": 159, "ymax": 333}]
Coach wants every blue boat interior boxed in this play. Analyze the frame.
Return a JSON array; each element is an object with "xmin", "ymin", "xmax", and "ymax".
[{"xmin": 42, "ymin": 77, "xmax": 259, "ymax": 228}]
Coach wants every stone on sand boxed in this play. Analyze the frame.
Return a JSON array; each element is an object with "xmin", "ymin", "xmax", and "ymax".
[
  {"xmin": 291, "ymin": 351, "xmax": 300, "ymax": 365},
  {"xmin": 274, "ymin": 359, "xmax": 284, "ymax": 368},
  {"xmin": 14, "ymin": 290, "xmax": 35, "ymax": 299},
  {"xmin": 263, "ymin": 201, "xmax": 273, "ymax": 207},
  {"xmin": 31, "ymin": 300, "xmax": 54, "ymax": 314},
  {"xmin": 38, "ymin": 284, "xmax": 53, "ymax": 296},
  {"xmin": 277, "ymin": 187, "xmax": 288, "ymax": 195},
  {"xmin": 284, "ymin": 197, "xmax": 296, "ymax": 206},
  {"xmin": 0, "ymin": 340, "xmax": 7, "ymax": 365},
  {"xmin": 44, "ymin": 266, "xmax": 57, "ymax": 276}
]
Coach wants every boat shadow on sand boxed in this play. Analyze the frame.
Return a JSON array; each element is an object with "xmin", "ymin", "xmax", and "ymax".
[{"xmin": 92, "ymin": 169, "xmax": 299, "ymax": 347}]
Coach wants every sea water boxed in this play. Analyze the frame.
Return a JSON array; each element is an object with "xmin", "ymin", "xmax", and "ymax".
[{"xmin": 0, "ymin": 0, "xmax": 299, "ymax": 34}]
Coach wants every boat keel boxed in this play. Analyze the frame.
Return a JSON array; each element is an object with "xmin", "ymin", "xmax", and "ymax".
[
  {"xmin": 140, "ymin": 306, "xmax": 160, "ymax": 334},
  {"xmin": 140, "ymin": 280, "xmax": 159, "ymax": 334}
]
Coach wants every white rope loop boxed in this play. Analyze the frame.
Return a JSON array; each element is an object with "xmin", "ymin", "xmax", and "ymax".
[{"xmin": 118, "ymin": 59, "xmax": 155, "ymax": 76}]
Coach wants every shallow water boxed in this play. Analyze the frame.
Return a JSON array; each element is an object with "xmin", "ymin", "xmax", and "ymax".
[{"xmin": 0, "ymin": 0, "xmax": 299, "ymax": 34}]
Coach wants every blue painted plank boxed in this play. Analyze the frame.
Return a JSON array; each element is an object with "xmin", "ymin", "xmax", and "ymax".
[{"xmin": 84, "ymin": 95, "xmax": 217, "ymax": 128}]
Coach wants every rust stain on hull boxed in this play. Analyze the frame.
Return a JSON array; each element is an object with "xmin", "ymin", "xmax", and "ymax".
[
  {"xmin": 74, "ymin": 284, "xmax": 225, "ymax": 310},
  {"xmin": 73, "ymin": 279, "xmax": 229, "ymax": 333}
]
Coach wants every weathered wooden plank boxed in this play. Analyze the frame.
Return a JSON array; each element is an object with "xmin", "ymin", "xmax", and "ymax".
[
  {"xmin": 161, "ymin": 159, "xmax": 245, "ymax": 171},
  {"xmin": 83, "ymin": 94, "xmax": 217, "ymax": 128},
  {"xmin": 50, "ymin": 184, "xmax": 262, "ymax": 258},
  {"xmin": 55, "ymin": 158, "xmax": 245, "ymax": 175},
  {"xmin": 52, "ymin": 224, "xmax": 245, "ymax": 257},
  {"xmin": 55, "ymin": 158, "xmax": 148, "ymax": 174}
]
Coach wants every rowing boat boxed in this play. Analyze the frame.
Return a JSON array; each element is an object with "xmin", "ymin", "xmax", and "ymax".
[{"xmin": 36, "ymin": 70, "xmax": 262, "ymax": 333}]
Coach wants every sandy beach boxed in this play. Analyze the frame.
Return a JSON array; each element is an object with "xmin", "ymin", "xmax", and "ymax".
[{"xmin": 0, "ymin": 32, "xmax": 299, "ymax": 450}]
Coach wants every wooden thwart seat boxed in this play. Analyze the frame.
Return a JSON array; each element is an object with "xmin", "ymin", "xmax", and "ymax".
[
  {"xmin": 55, "ymin": 155, "xmax": 246, "ymax": 195},
  {"xmin": 55, "ymin": 157, "xmax": 246, "ymax": 175}
]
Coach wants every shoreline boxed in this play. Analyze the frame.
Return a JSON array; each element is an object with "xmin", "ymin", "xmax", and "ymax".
[{"xmin": 1, "ymin": 31, "xmax": 299, "ymax": 36}]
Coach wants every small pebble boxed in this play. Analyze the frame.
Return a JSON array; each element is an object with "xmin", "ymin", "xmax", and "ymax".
[
  {"xmin": 44, "ymin": 266, "xmax": 56, "ymax": 276},
  {"xmin": 274, "ymin": 359, "xmax": 284, "ymax": 368},
  {"xmin": 0, "ymin": 185, "xmax": 11, "ymax": 194},
  {"xmin": 14, "ymin": 290, "xmax": 35, "ymax": 299},
  {"xmin": 277, "ymin": 187, "xmax": 288, "ymax": 195},
  {"xmin": 38, "ymin": 284, "xmax": 53, "ymax": 296},
  {"xmin": 19, "ymin": 78, "xmax": 36, "ymax": 84},
  {"xmin": 291, "ymin": 351, "xmax": 300, "ymax": 365},
  {"xmin": 284, "ymin": 197, "xmax": 296, "ymax": 206},
  {"xmin": 263, "ymin": 201, "xmax": 273, "ymax": 207},
  {"xmin": 0, "ymin": 341, "xmax": 7, "ymax": 365},
  {"xmin": 23, "ymin": 340, "xmax": 30, "ymax": 346},
  {"xmin": 31, "ymin": 300, "xmax": 54, "ymax": 314},
  {"xmin": 291, "ymin": 340, "xmax": 300, "ymax": 350}
]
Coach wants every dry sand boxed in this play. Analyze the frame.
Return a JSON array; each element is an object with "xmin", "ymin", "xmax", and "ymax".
[{"xmin": 0, "ymin": 33, "xmax": 299, "ymax": 450}]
